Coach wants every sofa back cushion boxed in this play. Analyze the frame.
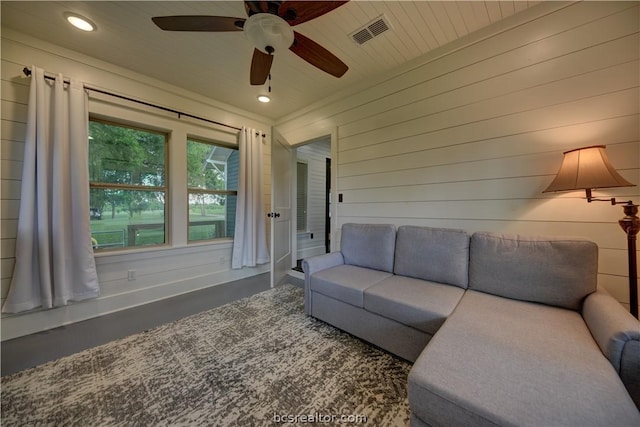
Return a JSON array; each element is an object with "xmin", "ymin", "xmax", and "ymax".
[
  {"xmin": 469, "ymin": 232, "xmax": 598, "ymax": 310},
  {"xmin": 394, "ymin": 226, "xmax": 470, "ymax": 289},
  {"xmin": 341, "ymin": 223, "xmax": 396, "ymax": 273}
]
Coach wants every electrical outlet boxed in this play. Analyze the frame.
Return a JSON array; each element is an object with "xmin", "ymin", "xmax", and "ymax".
[{"xmin": 127, "ymin": 270, "xmax": 136, "ymax": 281}]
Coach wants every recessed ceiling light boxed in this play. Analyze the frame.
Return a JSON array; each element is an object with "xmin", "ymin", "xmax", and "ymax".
[
  {"xmin": 257, "ymin": 95, "xmax": 271, "ymax": 103},
  {"xmin": 65, "ymin": 12, "xmax": 96, "ymax": 32}
]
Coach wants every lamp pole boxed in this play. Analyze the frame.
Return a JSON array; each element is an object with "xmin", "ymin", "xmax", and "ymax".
[{"xmin": 618, "ymin": 202, "xmax": 639, "ymax": 319}]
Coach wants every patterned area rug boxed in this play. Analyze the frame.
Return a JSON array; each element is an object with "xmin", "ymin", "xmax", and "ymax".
[{"xmin": 1, "ymin": 285, "xmax": 411, "ymax": 426}]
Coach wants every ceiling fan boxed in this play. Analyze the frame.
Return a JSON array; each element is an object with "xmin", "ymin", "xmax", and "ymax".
[{"xmin": 152, "ymin": 1, "xmax": 349, "ymax": 85}]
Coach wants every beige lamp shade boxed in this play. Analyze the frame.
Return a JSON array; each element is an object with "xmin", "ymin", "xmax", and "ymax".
[{"xmin": 543, "ymin": 145, "xmax": 634, "ymax": 193}]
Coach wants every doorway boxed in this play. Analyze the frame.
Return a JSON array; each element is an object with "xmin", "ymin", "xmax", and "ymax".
[{"xmin": 292, "ymin": 136, "xmax": 332, "ymax": 272}]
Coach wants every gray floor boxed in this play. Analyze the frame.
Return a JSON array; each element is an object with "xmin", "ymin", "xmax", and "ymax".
[{"xmin": 1, "ymin": 273, "xmax": 304, "ymax": 376}]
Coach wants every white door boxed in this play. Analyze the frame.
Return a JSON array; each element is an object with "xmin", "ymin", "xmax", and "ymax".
[{"xmin": 270, "ymin": 130, "xmax": 293, "ymax": 287}]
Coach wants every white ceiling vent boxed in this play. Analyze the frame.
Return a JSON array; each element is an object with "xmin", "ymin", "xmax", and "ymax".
[{"xmin": 350, "ymin": 15, "xmax": 391, "ymax": 46}]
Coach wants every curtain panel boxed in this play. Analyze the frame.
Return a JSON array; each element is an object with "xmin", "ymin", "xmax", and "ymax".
[
  {"xmin": 3, "ymin": 66, "xmax": 100, "ymax": 313},
  {"xmin": 232, "ymin": 127, "xmax": 270, "ymax": 269}
]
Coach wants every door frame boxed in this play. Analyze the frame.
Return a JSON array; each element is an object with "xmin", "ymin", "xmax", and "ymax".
[
  {"xmin": 289, "ymin": 128, "xmax": 338, "ymax": 266},
  {"xmin": 270, "ymin": 129, "xmax": 294, "ymax": 287},
  {"xmin": 325, "ymin": 157, "xmax": 331, "ymax": 254}
]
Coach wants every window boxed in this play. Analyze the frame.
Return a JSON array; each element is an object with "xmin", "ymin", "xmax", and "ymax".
[
  {"xmin": 88, "ymin": 119, "xmax": 167, "ymax": 250},
  {"xmin": 187, "ymin": 139, "xmax": 238, "ymax": 242},
  {"xmin": 296, "ymin": 161, "xmax": 308, "ymax": 232}
]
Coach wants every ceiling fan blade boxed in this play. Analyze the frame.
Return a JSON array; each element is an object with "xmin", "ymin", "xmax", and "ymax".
[
  {"xmin": 244, "ymin": 1, "xmax": 269, "ymax": 16},
  {"xmin": 290, "ymin": 31, "xmax": 348, "ymax": 78},
  {"xmin": 279, "ymin": 1, "xmax": 349, "ymax": 26},
  {"xmin": 250, "ymin": 49, "xmax": 274, "ymax": 85},
  {"xmin": 152, "ymin": 16, "xmax": 245, "ymax": 32}
]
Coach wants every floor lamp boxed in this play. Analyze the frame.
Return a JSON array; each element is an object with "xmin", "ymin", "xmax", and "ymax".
[{"xmin": 543, "ymin": 145, "xmax": 639, "ymax": 319}]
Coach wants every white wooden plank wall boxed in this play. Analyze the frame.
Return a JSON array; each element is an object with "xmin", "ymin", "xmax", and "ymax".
[
  {"xmin": 276, "ymin": 2, "xmax": 640, "ymax": 313},
  {"xmin": 0, "ymin": 29, "xmax": 272, "ymax": 340},
  {"xmin": 296, "ymin": 139, "xmax": 331, "ymax": 260}
]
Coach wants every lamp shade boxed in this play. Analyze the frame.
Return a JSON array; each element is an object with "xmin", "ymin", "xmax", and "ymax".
[{"xmin": 543, "ymin": 145, "xmax": 634, "ymax": 193}]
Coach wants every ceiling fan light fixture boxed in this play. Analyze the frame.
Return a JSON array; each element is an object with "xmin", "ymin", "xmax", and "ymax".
[
  {"xmin": 243, "ymin": 13, "xmax": 294, "ymax": 54},
  {"xmin": 257, "ymin": 95, "xmax": 271, "ymax": 103},
  {"xmin": 64, "ymin": 12, "xmax": 96, "ymax": 32}
]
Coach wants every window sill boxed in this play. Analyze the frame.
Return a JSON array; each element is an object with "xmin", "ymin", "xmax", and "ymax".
[{"xmin": 94, "ymin": 239, "xmax": 234, "ymax": 264}]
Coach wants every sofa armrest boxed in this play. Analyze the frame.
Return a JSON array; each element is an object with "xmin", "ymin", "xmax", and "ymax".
[
  {"xmin": 583, "ymin": 289, "xmax": 640, "ymax": 407},
  {"xmin": 302, "ymin": 252, "xmax": 344, "ymax": 315}
]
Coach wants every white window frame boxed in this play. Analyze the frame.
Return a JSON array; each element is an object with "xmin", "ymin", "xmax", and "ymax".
[
  {"xmin": 186, "ymin": 138, "xmax": 239, "ymax": 243},
  {"xmin": 88, "ymin": 117, "xmax": 169, "ymax": 251},
  {"xmin": 87, "ymin": 96, "xmax": 239, "ymax": 256}
]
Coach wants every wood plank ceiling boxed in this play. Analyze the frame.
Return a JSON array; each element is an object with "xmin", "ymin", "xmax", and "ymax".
[{"xmin": 1, "ymin": 1, "xmax": 541, "ymax": 120}]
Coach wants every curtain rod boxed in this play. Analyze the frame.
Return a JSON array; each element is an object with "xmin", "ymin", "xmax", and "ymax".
[{"xmin": 23, "ymin": 67, "xmax": 265, "ymax": 137}]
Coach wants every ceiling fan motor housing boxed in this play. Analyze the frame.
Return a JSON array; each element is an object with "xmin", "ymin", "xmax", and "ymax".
[{"xmin": 244, "ymin": 13, "xmax": 294, "ymax": 54}]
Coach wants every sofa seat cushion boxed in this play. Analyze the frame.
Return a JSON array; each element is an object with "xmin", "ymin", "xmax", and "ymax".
[
  {"xmin": 408, "ymin": 290, "xmax": 640, "ymax": 427},
  {"xmin": 310, "ymin": 265, "xmax": 392, "ymax": 308},
  {"xmin": 364, "ymin": 276, "xmax": 465, "ymax": 335}
]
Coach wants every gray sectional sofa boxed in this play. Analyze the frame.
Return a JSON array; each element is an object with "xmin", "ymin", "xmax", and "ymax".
[{"xmin": 303, "ymin": 223, "xmax": 640, "ymax": 426}]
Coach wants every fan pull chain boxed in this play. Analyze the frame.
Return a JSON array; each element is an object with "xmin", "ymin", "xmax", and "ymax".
[{"xmin": 268, "ymin": 74, "xmax": 271, "ymax": 93}]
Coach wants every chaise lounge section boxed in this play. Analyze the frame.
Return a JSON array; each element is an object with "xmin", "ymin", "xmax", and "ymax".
[{"xmin": 303, "ymin": 223, "xmax": 640, "ymax": 426}]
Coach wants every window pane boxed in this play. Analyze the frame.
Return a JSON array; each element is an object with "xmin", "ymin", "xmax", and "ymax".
[
  {"xmin": 188, "ymin": 194, "xmax": 236, "ymax": 241},
  {"xmin": 187, "ymin": 140, "xmax": 238, "ymax": 191},
  {"xmin": 90, "ymin": 189, "xmax": 165, "ymax": 249},
  {"xmin": 89, "ymin": 121, "xmax": 165, "ymax": 187},
  {"xmin": 187, "ymin": 139, "xmax": 238, "ymax": 242}
]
